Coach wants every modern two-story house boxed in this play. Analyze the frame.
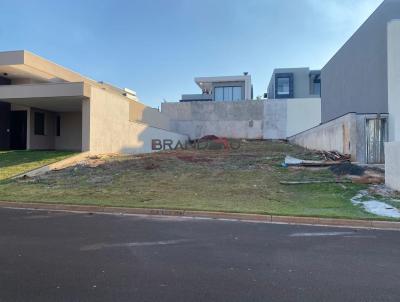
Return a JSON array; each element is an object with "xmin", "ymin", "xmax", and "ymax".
[
  {"xmin": 0, "ymin": 50, "xmax": 186, "ymax": 153},
  {"xmin": 180, "ymin": 74, "xmax": 252, "ymax": 102}
]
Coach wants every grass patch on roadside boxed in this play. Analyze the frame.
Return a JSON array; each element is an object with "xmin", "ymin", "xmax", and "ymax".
[
  {"xmin": 0, "ymin": 150, "xmax": 76, "ymax": 181},
  {"xmin": 0, "ymin": 141, "xmax": 390, "ymax": 220}
]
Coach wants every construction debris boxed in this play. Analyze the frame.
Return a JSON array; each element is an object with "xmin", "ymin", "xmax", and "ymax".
[
  {"xmin": 280, "ymin": 180, "xmax": 352, "ymax": 185},
  {"xmin": 284, "ymin": 156, "xmax": 304, "ymax": 166},
  {"xmin": 283, "ymin": 156, "xmax": 347, "ymax": 167},
  {"xmin": 317, "ymin": 150, "xmax": 351, "ymax": 162},
  {"xmin": 329, "ymin": 163, "xmax": 365, "ymax": 176}
]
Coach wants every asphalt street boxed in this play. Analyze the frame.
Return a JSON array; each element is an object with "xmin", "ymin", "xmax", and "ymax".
[{"xmin": 0, "ymin": 207, "xmax": 399, "ymax": 302}]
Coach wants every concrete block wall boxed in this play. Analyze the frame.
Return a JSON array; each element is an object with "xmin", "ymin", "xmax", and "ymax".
[
  {"xmin": 161, "ymin": 99, "xmax": 321, "ymax": 140},
  {"xmin": 129, "ymin": 100, "xmax": 170, "ymax": 131},
  {"xmin": 264, "ymin": 101, "xmax": 287, "ymax": 139},
  {"xmin": 162, "ymin": 101, "xmax": 265, "ymax": 139}
]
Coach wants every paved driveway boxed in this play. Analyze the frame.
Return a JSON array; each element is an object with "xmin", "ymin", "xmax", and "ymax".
[{"xmin": 0, "ymin": 207, "xmax": 399, "ymax": 302}]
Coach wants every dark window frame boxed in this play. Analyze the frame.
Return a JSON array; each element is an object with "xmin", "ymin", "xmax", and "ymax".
[
  {"xmin": 275, "ymin": 73, "xmax": 294, "ymax": 99},
  {"xmin": 34, "ymin": 112, "xmax": 45, "ymax": 136},
  {"xmin": 213, "ymin": 86, "xmax": 243, "ymax": 101},
  {"xmin": 56, "ymin": 115, "xmax": 61, "ymax": 137},
  {"xmin": 310, "ymin": 74, "xmax": 321, "ymax": 96}
]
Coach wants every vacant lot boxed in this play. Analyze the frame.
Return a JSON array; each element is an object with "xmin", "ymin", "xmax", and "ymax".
[
  {"xmin": 0, "ymin": 151, "xmax": 76, "ymax": 181},
  {"xmin": 0, "ymin": 141, "xmax": 390, "ymax": 220}
]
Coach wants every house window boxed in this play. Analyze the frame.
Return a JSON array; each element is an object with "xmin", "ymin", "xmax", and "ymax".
[
  {"xmin": 275, "ymin": 73, "xmax": 293, "ymax": 98},
  {"xmin": 232, "ymin": 87, "xmax": 242, "ymax": 100},
  {"xmin": 56, "ymin": 116, "xmax": 61, "ymax": 137},
  {"xmin": 214, "ymin": 86, "xmax": 242, "ymax": 101},
  {"xmin": 34, "ymin": 112, "xmax": 45, "ymax": 135},
  {"xmin": 215, "ymin": 87, "xmax": 224, "ymax": 101},
  {"xmin": 311, "ymin": 75, "xmax": 321, "ymax": 96}
]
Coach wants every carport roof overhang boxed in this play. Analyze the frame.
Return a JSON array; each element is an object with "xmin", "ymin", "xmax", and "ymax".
[
  {"xmin": 0, "ymin": 50, "xmax": 97, "ymax": 84},
  {"xmin": 0, "ymin": 82, "xmax": 90, "ymax": 112}
]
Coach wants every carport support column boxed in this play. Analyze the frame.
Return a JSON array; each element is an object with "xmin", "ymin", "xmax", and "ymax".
[{"xmin": 82, "ymin": 99, "xmax": 90, "ymax": 152}]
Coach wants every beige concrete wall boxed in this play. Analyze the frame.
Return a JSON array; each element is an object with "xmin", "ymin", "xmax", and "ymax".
[
  {"xmin": 289, "ymin": 113, "xmax": 358, "ymax": 160},
  {"xmin": 162, "ymin": 99, "xmax": 321, "ymax": 140},
  {"xmin": 23, "ymin": 51, "xmax": 94, "ymax": 84},
  {"xmin": 0, "ymin": 82, "xmax": 90, "ymax": 100},
  {"xmin": 82, "ymin": 100, "xmax": 90, "ymax": 152},
  {"xmin": 27, "ymin": 108, "xmax": 82, "ymax": 151},
  {"xmin": 263, "ymin": 101, "xmax": 287, "ymax": 139},
  {"xmin": 28, "ymin": 108, "xmax": 56, "ymax": 150},
  {"xmin": 0, "ymin": 50, "xmax": 24, "ymax": 66},
  {"xmin": 129, "ymin": 100, "xmax": 170, "ymax": 130},
  {"xmin": 286, "ymin": 99, "xmax": 321, "ymax": 137},
  {"xmin": 54, "ymin": 112, "xmax": 82, "ymax": 151},
  {"xmin": 88, "ymin": 87, "xmax": 187, "ymax": 154},
  {"xmin": 162, "ymin": 101, "xmax": 264, "ymax": 139}
]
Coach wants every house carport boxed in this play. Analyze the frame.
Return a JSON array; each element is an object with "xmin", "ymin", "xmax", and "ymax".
[{"xmin": 0, "ymin": 82, "xmax": 90, "ymax": 151}]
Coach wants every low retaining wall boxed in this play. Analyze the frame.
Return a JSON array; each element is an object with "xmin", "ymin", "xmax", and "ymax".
[
  {"xmin": 289, "ymin": 113, "xmax": 387, "ymax": 163},
  {"xmin": 161, "ymin": 99, "xmax": 321, "ymax": 140},
  {"xmin": 290, "ymin": 113, "xmax": 358, "ymax": 160},
  {"xmin": 385, "ymin": 141, "xmax": 400, "ymax": 190}
]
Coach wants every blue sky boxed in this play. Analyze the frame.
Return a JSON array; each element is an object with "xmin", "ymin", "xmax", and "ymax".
[{"xmin": 0, "ymin": 0, "xmax": 383, "ymax": 107}]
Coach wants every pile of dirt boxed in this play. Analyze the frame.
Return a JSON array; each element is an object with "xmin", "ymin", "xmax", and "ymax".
[{"xmin": 329, "ymin": 163, "xmax": 365, "ymax": 176}]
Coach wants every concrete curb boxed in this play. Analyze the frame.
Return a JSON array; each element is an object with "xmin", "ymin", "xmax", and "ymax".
[{"xmin": 0, "ymin": 201, "xmax": 399, "ymax": 230}]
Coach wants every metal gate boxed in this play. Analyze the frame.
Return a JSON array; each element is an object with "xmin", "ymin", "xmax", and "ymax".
[{"xmin": 366, "ymin": 117, "xmax": 388, "ymax": 164}]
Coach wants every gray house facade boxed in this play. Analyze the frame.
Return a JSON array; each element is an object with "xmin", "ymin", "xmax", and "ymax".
[
  {"xmin": 321, "ymin": 0, "xmax": 400, "ymax": 123},
  {"xmin": 267, "ymin": 68, "xmax": 321, "ymax": 100},
  {"xmin": 290, "ymin": 0, "xmax": 400, "ymax": 165}
]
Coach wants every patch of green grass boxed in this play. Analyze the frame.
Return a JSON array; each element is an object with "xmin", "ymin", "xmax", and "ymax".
[
  {"xmin": 0, "ymin": 150, "xmax": 76, "ymax": 181},
  {"xmin": 0, "ymin": 141, "xmax": 392, "ymax": 220}
]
